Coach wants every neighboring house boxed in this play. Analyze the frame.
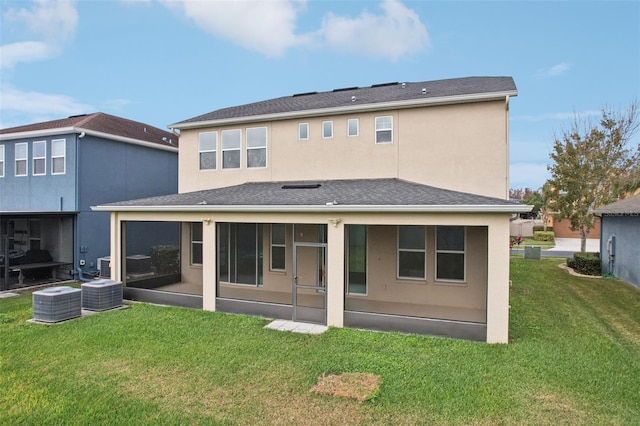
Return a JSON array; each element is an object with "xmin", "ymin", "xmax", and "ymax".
[
  {"xmin": 94, "ymin": 77, "xmax": 531, "ymax": 343},
  {"xmin": 593, "ymin": 194, "xmax": 640, "ymax": 288},
  {"xmin": 0, "ymin": 113, "xmax": 178, "ymax": 290}
]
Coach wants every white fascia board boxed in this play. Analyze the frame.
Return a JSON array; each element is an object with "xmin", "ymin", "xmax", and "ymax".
[
  {"xmin": 0, "ymin": 127, "xmax": 178, "ymax": 153},
  {"xmin": 170, "ymin": 90, "xmax": 518, "ymax": 130},
  {"xmin": 92, "ymin": 203, "xmax": 533, "ymax": 213}
]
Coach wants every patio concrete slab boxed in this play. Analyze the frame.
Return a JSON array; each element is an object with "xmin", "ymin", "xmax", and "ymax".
[{"xmin": 265, "ymin": 319, "xmax": 328, "ymax": 335}]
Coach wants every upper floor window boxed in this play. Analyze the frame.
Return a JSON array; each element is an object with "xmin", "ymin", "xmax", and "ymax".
[
  {"xmin": 246, "ymin": 127, "xmax": 267, "ymax": 168},
  {"xmin": 222, "ymin": 129, "xmax": 241, "ymax": 169},
  {"xmin": 15, "ymin": 142, "xmax": 28, "ymax": 176},
  {"xmin": 322, "ymin": 121, "xmax": 333, "ymax": 139},
  {"xmin": 375, "ymin": 116, "xmax": 393, "ymax": 144},
  {"xmin": 298, "ymin": 123, "xmax": 309, "ymax": 140},
  {"xmin": 0, "ymin": 145, "xmax": 4, "ymax": 177},
  {"xmin": 33, "ymin": 141, "xmax": 46, "ymax": 176},
  {"xmin": 199, "ymin": 131, "xmax": 217, "ymax": 170},
  {"xmin": 191, "ymin": 222, "xmax": 203, "ymax": 265},
  {"xmin": 436, "ymin": 226, "xmax": 465, "ymax": 282},
  {"xmin": 270, "ymin": 224, "xmax": 286, "ymax": 271},
  {"xmin": 348, "ymin": 118, "xmax": 359, "ymax": 137},
  {"xmin": 51, "ymin": 139, "xmax": 66, "ymax": 174},
  {"xmin": 397, "ymin": 225, "xmax": 425, "ymax": 280}
]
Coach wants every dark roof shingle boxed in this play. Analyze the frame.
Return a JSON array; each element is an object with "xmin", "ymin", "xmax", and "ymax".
[
  {"xmin": 593, "ymin": 194, "xmax": 640, "ymax": 215},
  {"xmin": 173, "ymin": 76, "xmax": 517, "ymax": 126},
  {"xmin": 98, "ymin": 178, "xmax": 524, "ymax": 211},
  {"xmin": 1, "ymin": 112, "xmax": 177, "ymax": 148}
]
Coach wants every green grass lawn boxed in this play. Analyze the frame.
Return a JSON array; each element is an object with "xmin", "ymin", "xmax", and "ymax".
[
  {"xmin": 1, "ymin": 258, "xmax": 639, "ymax": 425},
  {"xmin": 511, "ymin": 236, "xmax": 556, "ymax": 249}
]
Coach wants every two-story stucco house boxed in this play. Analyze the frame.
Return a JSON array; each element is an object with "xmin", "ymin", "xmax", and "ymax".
[
  {"xmin": 94, "ymin": 77, "xmax": 531, "ymax": 343},
  {"xmin": 0, "ymin": 113, "xmax": 178, "ymax": 290}
]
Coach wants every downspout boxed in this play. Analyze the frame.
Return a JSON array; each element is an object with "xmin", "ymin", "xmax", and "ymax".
[
  {"xmin": 74, "ymin": 132, "xmax": 85, "ymax": 276},
  {"xmin": 505, "ymin": 95, "xmax": 510, "ymax": 199}
]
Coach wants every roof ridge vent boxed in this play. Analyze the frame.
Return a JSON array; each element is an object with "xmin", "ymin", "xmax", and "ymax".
[
  {"xmin": 292, "ymin": 91, "xmax": 318, "ymax": 97},
  {"xmin": 332, "ymin": 86, "xmax": 358, "ymax": 92},
  {"xmin": 282, "ymin": 183, "xmax": 321, "ymax": 189},
  {"xmin": 371, "ymin": 82, "xmax": 399, "ymax": 88}
]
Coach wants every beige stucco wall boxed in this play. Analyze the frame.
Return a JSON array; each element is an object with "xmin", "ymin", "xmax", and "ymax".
[{"xmin": 178, "ymin": 100, "xmax": 509, "ymax": 199}]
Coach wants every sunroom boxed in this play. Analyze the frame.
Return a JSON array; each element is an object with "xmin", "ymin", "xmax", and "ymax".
[{"xmin": 94, "ymin": 179, "xmax": 530, "ymax": 343}]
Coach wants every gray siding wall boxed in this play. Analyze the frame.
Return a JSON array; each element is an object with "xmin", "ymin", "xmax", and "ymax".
[
  {"xmin": 0, "ymin": 134, "xmax": 78, "ymax": 212},
  {"xmin": 600, "ymin": 215, "xmax": 640, "ymax": 288},
  {"xmin": 76, "ymin": 136, "xmax": 177, "ymax": 268}
]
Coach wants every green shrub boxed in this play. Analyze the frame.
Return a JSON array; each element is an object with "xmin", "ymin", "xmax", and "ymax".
[
  {"xmin": 150, "ymin": 245, "xmax": 180, "ymax": 275},
  {"xmin": 533, "ymin": 231, "xmax": 555, "ymax": 242},
  {"xmin": 567, "ymin": 252, "xmax": 601, "ymax": 276},
  {"xmin": 533, "ymin": 226, "xmax": 553, "ymax": 232}
]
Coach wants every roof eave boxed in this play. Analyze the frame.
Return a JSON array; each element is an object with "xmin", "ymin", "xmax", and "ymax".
[
  {"xmin": 0, "ymin": 127, "xmax": 178, "ymax": 152},
  {"xmin": 170, "ymin": 90, "xmax": 518, "ymax": 130},
  {"xmin": 92, "ymin": 203, "xmax": 531, "ymax": 214}
]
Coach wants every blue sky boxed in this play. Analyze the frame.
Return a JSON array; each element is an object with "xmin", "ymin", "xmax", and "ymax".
[{"xmin": 1, "ymin": 0, "xmax": 639, "ymax": 190}]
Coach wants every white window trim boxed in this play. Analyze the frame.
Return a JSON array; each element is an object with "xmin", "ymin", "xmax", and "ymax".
[
  {"xmin": 397, "ymin": 225, "xmax": 426, "ymax": 280},
  {"xmin": 322, "ymin": 121, "xmax": 333, "ymax": 139},
  {"xmin": 15, "ymin": 142, "xmax": 28, "ymax": 177},
  {"xmin": 33, "ymin": 140, "xmax": 46, "ymax": 176},
  {"xmin": 347, "ymin": 118, "xmax": 359, "ymax": 137},
  {"xmin": 435, "ymin": 226, "xmax": 467, "ymax": 283},
  {"xmin": 51, "ymin": 139, "xmax": 66, "ymax": 175},
  {"xmin": 298, "ymin": 123, "xmax": 309, "ymax": 141},
  {"xmin": 270, "ymin": 224, "xmax": 286, "ymax": 271},
  {"xmin": 221, "ymin": 129, "xmax": 242, "ymax": 170},
  {"xmin": 191, "ymin": 223, "xmax": 203, "ymax": 266},
  {"xmin": 0, "ymin": 145, "xmax": 4, "ymax": 178},
  {"xmin": 246, "ymin": 126, "xmax": 267, "ymax": 169},
  {"xmin": 198, "ymin": 131, "xmax": 218, "ymax": 171},
  {"xmin": 375, "ymin": 116, "xmax": 393, "ymax": 144}
]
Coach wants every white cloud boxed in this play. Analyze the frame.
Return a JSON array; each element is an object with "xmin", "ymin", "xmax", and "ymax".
[
  {"xmin": 162, "ymin": 0, "xmax": 305, "ymax": 57},
  {"xmin": 318, "ymin": 0, "xmax": 430, "ymax": 61},
  {"xmin": 535, "ymin": 62, "xmax": 572, "ymax": 78},
  {"xmin": 161, "ymin": 0, "xmax": 429, "ymax": 60},
  {"xmin": 1, "ymin": 0, "xmax": 78, "ymax": 69},
  {"xmin": 1, "ymin": 85, "xmax": 91, "ymax": 123}
]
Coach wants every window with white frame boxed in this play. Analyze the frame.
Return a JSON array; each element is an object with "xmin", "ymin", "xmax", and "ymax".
[
  {"xmin": 222, "ymin": 129, "xmax": 241, "ymax": 169},
  {"xmin": 15, "ymin": 142, "xmax": 28, "ymax": 176},
  {"xmin": 51, "ymin": 139, "xmax": 66, "ymax": 174},
  {"xmin": 436, "ymin": 226, "xmax": 465, "ymax": 281},
  {"xmin": 298, "ymin": 123, "xmax": 309, "ymax": 140},
  {"xmin": 397, "ymin": 225, "xmax": 425, "ymax": 279},
  {"xmin": 191, "ymin": 222, "xmax": 203, "ymax": 265},
  {"xmin": 246, "ymin": 127, "xmax": 267, "ymax": 168},
  {"xmin": 322, "ymin": 121, "xmax": 333, "ymax": 139},
  {"xmin": 347, "ymin": 224, "xmax": 367, "ymax": 294},
  {"xmin": 33, "ymin": 141, "xmax": 46, "ymax": 176},
  {"xmin": 0, "ymin": 145, "xmax": 4, "ymax": 177},
  {"xmin": 270, "ymin": 224, "xmax": 285, "ymax": 271},
  {"xmin": 199, "ymin": 131, "xmax": 217, "ymax": 170},
  {"xmin": 375, "ymin": 116, "xmax": 393, "ymax": 144},
  {"xmin": 348, "ymin": 118, "xmax": 359, "ymax": 137}
]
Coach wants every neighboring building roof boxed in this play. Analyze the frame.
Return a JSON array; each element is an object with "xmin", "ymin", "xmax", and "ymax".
[
  {"xmin": 94, "ymin": 178, "xmax": 531, "ymax": 213},
  {"xmin": 0, "ymin": 112, "xmax": 178, "ymax": 149},
  {"xmin": 171, "ymin": 76, "xmax": 517, "ymax": 129},
  {"xmin": 593, "ymin": 194, "xmax": 640, "ymax": 215}
]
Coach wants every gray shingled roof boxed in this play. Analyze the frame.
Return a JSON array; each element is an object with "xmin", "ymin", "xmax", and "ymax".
[
  {"xmin": 95, "ymin": 179, "xmax": 528, "ymax": 213},
  {"xmin": 172, "ymin": 76, "xmax": 517, "ymax": 127},
  {"xmin": 1, "ymin": 112, "xmax": 178, "ymax": 148},
  {"xmin": 593, "ymin": 194, "xmax": 640, "ymax": 215}
]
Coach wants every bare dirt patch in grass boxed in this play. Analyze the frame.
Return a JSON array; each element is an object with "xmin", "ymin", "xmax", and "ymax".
[{"xmin": 310, "ymin": 372, "xmax": 382, "ymax": 402}]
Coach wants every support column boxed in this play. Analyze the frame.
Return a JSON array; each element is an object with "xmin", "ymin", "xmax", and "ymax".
[
  {"xmin": 486, "ymin": 217, "xmax": 510, "ymax": 343},
  {"xmin": 110, "ymin": 212, "xmax": 122, "ymax": 282},
  {"xmin": 326, "ymin": 220, "xmax": 345, "ymax": 327},
  {"xmin": 202, "ymin": 219, "xmax": 217, "ymax": 311}
]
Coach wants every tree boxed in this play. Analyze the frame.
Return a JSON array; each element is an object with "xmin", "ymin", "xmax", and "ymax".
[{"xmin": 547, "ymin": 101, "xmax": 640, "ymax": 252}]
